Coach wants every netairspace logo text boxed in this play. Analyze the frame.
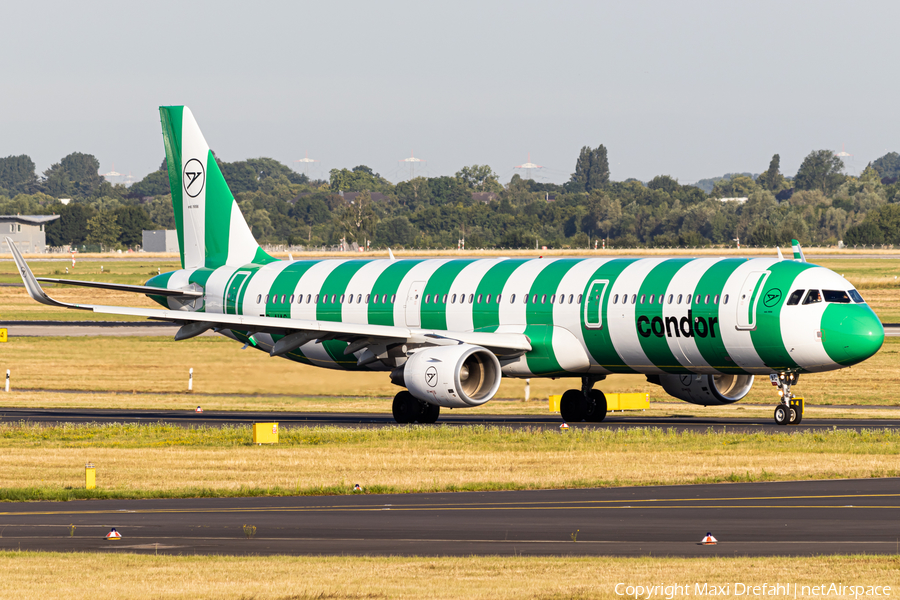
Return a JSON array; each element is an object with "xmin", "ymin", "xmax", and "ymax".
[{"xmin": 615, "ymin": 583, "xmax": 892, "ymax": 599}]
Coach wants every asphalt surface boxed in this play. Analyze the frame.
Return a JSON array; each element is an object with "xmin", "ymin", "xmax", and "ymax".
[
  {"xmin": 1, "ymin": 479, "xmax": 898, "ymax": 556},
  {"xmin": 0, "ymin": 406, "xmax": 897, "ymax": 432}
]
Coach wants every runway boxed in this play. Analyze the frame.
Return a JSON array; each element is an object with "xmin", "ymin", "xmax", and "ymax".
[
  {"xmin": 0, "ymin": 478, "xmax": 897, "ymax": 556},
  {"xmin": 0, "ymin": 406, "xmax": 897, "ymax": 432}
]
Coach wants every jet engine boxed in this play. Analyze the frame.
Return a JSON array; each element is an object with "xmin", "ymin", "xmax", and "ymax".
[
  {"xmin": 654, "ymin": 373, "xmax": 755, "ymax": 406},
  {"xmin": 393, "ymin": 344, "xmax": 502, "ymax": 408}
]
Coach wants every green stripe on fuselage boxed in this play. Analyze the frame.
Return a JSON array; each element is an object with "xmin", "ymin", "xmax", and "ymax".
[
  {"xmin": 581, "ymin": 258, "xmax": 638, "ymax": 373},
  {"xmin": 421, "ymin": 259, "xmax": 477, "ymax": 330},
  {"xmin": 635, "ymin": 258, "xmax": 693, "ymax": 373},
  {"xmin": 693, "ymin": 258, "xmax": 744, "ymax": 373},
  {"xmin": 524, "ymin": 258, "xmax": 579, "ymax": 375},
  {"xmin": 368, "ymin": 260, "xmax": 423, "ymax": 326},
  {"xmin": 473, "ymin": 259, "xmax": 530, "ymax": 332},
  {"xmin": 749, "ymin": 261, "xmax": 811, "ymax": 371},
  {"xmin": 317, "ymin": 260, "xmax": 370, "ymax": 367}
]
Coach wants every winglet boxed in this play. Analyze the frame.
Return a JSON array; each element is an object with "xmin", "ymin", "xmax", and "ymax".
[
  {"xmin": 791, "ymin": 239, "xmax": 806, "ymax": 263},
  {"xmin": 388, "ymin": 248, "xmax": 396, "ymax": 261},
  {"xmin": 5, "ymin": 237, "xmax": 78, "ymax": 309},
  {"xmin": 777, "ymin": 246, "xmax": 784, "ymax": 260}
]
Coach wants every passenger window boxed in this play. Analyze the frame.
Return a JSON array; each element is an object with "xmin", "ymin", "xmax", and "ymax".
[
  {"xmin": 723, "ymin": 294, "xmax": 728, "ymax": 305},
  {"xmin": 357, "ymin": 294, "xmax": 362, "ymax": 304},
  {"xmin": 686, "ymin": 294, "xmax": 691, "ymax": 305},
  {"xmin": 451, "ymin": 294, "xmax": 457, "ymax": 304},
  {"xmin": 391, "ymin": 294, "xmax": 396, "ymax": 304},
  {"xmin": 568, "ymin": 294, "xmax": 574, "ymax": 304},
  {"xmin": 510, "ymin": 294, "xmax": 516, "ymax": 303},
  {"xmin": 613, "ymin": 294, "xmax": 619, "ymax": 304},
  {"xmin": 667, "ymin": 294, "xmax": 673, "ymax": 304},
  {"xmin": 487, "ymin": 294, "xmax": 492, "ymax": 303},
  {"xmin": 802, "ymin": 290, "xmax": 822, "ymax": 305},
  {"xmin": 541, "ymin": 294, "xmax": 547, "ymax": 304},
  {"xmin": 713, "ymin": 294, "xmax": 719, "ymax": 304},
  {"xmin": 823, "ymin": 290, "xmax": 851, "ymax": 303},
  {"xmin": 533, "ymin": 294, "xmax": 538, "ymax": 304},
  {"xmin": 649, "ymin": 294, "xmax": 654, "ymax": 304},
  {"xmin": 523, "ymin": 294, "xmax": 529, "ymax": 304},
  {"xmin": 640, "ymin": 294, "xmax": 645, "ymax": 304},
  {"xmin": 424, "ymin": 295, "xmax": 430, "ymax": 304},
  {"xmin": 468, "ymin": 294, "xmax": 474, "ymax": 304},
  {"xmin": 578, "ymin": 294, "xmax": 583, "ymax": 304},
  {"xmin": 306, "ymin": 294, "xmax": 312, "ymax": 304},
  {"xmin": 630, "ymin": 294, "xmax": 637, "ymax": 304},
  {"xmin": 348, "ymin": 295, "xmax": 354, "ymax": 304},
  {"xmin": 496, "ymin": 294, "xmax": 501, "ymax": 303},
  {"xmin": 704, "ymin": 294, "xmax": 710, "ymax": 304},
  {"xmin": 677, "ymin": 294, "xmax": 682, "ymax": 304},
  {"xmin": 477, "ymin": 294, "xmax": 483, "ymax": 303},
  {"xmin": 265, "ymin": 294, "xmax": 270, "ymax": 303},
  {"xmin": 365, "ymin": 294, "xmax": 370, "ymax": 304},
  {"xmin": 848, "ymin": 289, "xmax": 865, "ymax": 303},
  {"xmin": 257, "ymin": 294, "xmax": 262, "ymax": 304},
  {"xmin": 550, "ymin": 294, "xmax": 555, "ymax": 303},
  {"xmin": 442, "ymin": 294, "xmax": 448, "ymax": 303}
]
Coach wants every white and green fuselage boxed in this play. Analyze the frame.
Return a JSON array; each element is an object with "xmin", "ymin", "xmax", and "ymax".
[
  {"xmin": 13, "ymin": 105, "xmax": 882, "ymax": 423},
  {"xmin": 147, "ymin": 254, "xmax": 883, "ymax": 379}
]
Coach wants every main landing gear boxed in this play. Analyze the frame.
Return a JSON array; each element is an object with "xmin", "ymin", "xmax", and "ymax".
[
  {"xmin": 770, "ymin": 372, "xmax": 803, "ymax": 426},
  {"xmin": 392, "ymin": 390, "xmax": 440, "ymax": 424},
  {"xmin": 559, "ymin": 376, "xmax": 608, "ymax": 423}
]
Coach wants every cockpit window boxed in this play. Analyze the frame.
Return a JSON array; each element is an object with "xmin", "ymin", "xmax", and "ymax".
[
  {"xmin": 823, "ymin": 290, "xmax": 851, "ymax": 303},
  {"xmin": 802, "ymin": 289, "xmax": 822, "ymax": 305},
  {"xmin": 786, "ymin": 289, "xmax": 804, "ymax": 306},
  {"xmin": 848, "ymin": 289, "xmax": 865, "ymax": 303}
]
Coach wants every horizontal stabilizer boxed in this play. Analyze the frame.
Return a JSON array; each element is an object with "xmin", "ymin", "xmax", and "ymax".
[{"xmin": 36, "ymin": 278, "xmax": 203, "ymax": 297}]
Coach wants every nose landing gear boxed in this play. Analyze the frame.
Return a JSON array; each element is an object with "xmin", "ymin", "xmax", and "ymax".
[{"xmin": 770, "ymin": 372, "xmax": 803, "ymax": 425}]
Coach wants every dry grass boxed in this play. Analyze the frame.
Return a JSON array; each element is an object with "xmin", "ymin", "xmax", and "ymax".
[
  {"xmin": 0, "ymin": 425, "xmax": 897, "ymax": 497},
  {"xmin": 0, "ymin": 553, "xmax": 896, "ymax": 599},
  {"xmin": 1, "ymin": 334, "xmax": 899, "ymax": 407}
]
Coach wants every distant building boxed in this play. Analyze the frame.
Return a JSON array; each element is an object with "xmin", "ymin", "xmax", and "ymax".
[
  {"xmin": 0, "ymin": 215, "xmax": 60, "ymax": 253},
  {"xmin": 719, "ymin": 197, "xmax": 748, "ymax": 204},
  {"xmin": 142, "ymin": 230, "xmax": 179, "ymax": 253}
]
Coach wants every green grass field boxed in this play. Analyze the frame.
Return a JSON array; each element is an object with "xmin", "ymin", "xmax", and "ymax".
[{"xmin": 0, "ymin": 423, "xmax": 897, "ymax": 501}]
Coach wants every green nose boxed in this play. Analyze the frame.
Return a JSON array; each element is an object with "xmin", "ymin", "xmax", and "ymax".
[{"xmin": 821, "ymin": 304, "xmax": 884, "ymax": 366}]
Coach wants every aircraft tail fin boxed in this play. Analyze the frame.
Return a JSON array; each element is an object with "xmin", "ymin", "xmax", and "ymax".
[
  {"xmin": 791, "ymin": 239, "xmax": 806, "ymax": 263},
  {"xmin": 159, "ymin": 106, "xmax": 275, "ymax": 270}
]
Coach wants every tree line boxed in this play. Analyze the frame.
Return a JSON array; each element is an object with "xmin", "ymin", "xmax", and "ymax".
[{"xmin": 2, "ymin": 145, "xmax": 900, "ymax": 251}]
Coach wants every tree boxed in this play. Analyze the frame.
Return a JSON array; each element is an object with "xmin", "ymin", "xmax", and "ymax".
[
  {"xmin": 129, "ymin": 168, "xmax": 171, "ymax": 197},
  {"xmin": 570, "ymin": 145, "xmax": 610, "ymax": 192},
  {"xmin": 871, "ymin": 152, "xmax": 900, "ymax": 181},
  {"xmin": 45, "ymin": 203, "xmax": 96, "ymax": 246},
  {"xmin": 756, "ymin": 154, "xmax": 787, "ymax": 192},
  {"xmin": 375, "ymin": 216, "xmax": 416, "ymax": 247},
  {"xmin": 455, "ymin": 165, "xmax": 500, "ymax": 192},
  {"xmin": 42, "ymin": 152, "xmax": 104, "ymax": 198},
  {"xmin": 0, "ymin": 155, "xmax": 38, "ymax": 195},
  {"xmin": 114, "ymin": 205, "xmax": 154, "ymax": 247},
  {"xmin": 85, "ymin": 210, "xmax": 122, "ymax": 248},
  {"xmin": 794, "ymin": 150, "xmax": 845, "ymax": 195}
]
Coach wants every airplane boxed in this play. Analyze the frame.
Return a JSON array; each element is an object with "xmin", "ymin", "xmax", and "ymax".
[{"xmin": 8, "ymin": 106, "xmax": 885, "ymax": 425}]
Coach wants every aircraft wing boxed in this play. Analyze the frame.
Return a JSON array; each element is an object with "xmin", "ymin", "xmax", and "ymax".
[
  {"xmin": 7, "ymin": 238, "xmax": 531, "ymax": 357},
  {"xmin": 36, "ymin": 278, "xmax": 203, "ymax": 297}
]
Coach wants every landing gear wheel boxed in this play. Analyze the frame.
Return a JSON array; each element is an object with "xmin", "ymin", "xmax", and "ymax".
[
  {"xmin": 789, "ymin": 406, "xmax": 802, "ymax": 425},
  {"xmin": 419, "ymin": 402, "xmax": 441, "ymax": 424},
  {"xmin": 773, "ymin": 404, "xmax": 791, "ymax": 426},
  {"xmin": 392, "ymin": 391, "xmax": 419, "ymax": 424},
  {"xmin": 560, "ymin": 389, "xmax": 587, "ymax": 422},
  {"xmin": 586, "ymin": 389, "xmax": 608, "ymax": 422}
]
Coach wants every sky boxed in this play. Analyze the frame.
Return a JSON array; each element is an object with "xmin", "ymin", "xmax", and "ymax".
[{"xmin": 2, "ymin": 0, "xmax": 898, "ymax": 186}]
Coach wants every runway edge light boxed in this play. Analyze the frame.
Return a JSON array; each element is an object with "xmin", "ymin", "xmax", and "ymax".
[{"xmin": 701, "ymin": 532, "xmax": 717, "ymax": 545}]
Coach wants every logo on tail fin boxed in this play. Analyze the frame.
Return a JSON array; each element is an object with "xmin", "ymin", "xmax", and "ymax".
[{"xmin": 183, "ymin": 158, "xmax": 205, "ymax": 198}]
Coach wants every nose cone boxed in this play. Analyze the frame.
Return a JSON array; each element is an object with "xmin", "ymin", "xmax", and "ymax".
[{"xmin": 821, "ymin": 304, "xmax": 884, "ymax": 366}]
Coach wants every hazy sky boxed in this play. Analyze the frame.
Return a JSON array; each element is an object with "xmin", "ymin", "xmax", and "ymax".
[{"xmin": 3, "ymin": 1, "xmax": 898, "ymax": 186}]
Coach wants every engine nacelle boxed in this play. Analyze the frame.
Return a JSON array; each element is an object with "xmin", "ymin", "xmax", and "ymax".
[
  {"xmin": 655, "ymin": 373, "xmax": 755, "ymax": 406},
  {"xmin": 396, "ymin": 344, "xmax": 502, "ymax": 408}
]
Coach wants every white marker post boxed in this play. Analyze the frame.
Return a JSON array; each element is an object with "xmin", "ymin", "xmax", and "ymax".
[
  {"xmin": 188, "ymin": 368, "xmax": 193, "ymax": 392},
  {"xmin": 524, "ymin": 378, "xmax": 530, "ymax": 402},
  {"xmin": 5, "ymin": 369, "xmax": 9, "ymax": 392}
]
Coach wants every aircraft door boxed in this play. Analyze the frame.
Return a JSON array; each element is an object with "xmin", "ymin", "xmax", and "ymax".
[
  {"xmin": 404, "ymin": 280, "xmax": 425, "ymax": 327},
  {"xmin": 583, "ymin": 279, "xmax": 609, "ymax": 330},
  {"xmin": 735, "ymin": 271, "xmax": 769, "ymax": 330},
  {"xmin": 225, "ymin": 271, "xmax": 251, "ymax": 315}
]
